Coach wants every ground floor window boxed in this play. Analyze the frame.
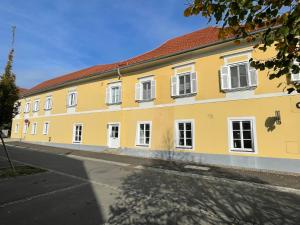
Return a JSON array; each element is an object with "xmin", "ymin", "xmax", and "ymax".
[
  {"xmin": 31, "ymin": 122, "xmax": 37, "ymax": 135},
  {"xmin": 73, "ymin": 124, "xmax": 83, "ymax": 143},
  {"xmin": 15, "ymin": 123, "xmax": 19, "ymax": 133},
  {"xmin": 23, "ymin": 123, "xmax": 29, "ymax": 134},
  {"xmin": 43, "ymin": 122, "xmax": 49, "ymax": 135},
  {"xmin": 136, "ymin": 122, "xmax": 151, "ymax": 146},
  {"xmin": 229, "ymin": 118, "xmax": 255, "ymax": 152},
  {"xmin": 175, "ymin": 120, "xmax": 193, "ymax": 149}
]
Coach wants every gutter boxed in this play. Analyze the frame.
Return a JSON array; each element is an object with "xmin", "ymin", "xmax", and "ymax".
[{"xmin": 23, "ymin": 26, "xmax": 277, "ymax": 98}]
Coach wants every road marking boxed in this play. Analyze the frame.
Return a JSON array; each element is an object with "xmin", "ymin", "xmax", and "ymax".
[
  {"xmin": 67, "ymin": 154, "xmax": 131, "ymax": 167},
  {"xmin": 0, "ymin": 182, "xmax": 89, "ymax": 208}
]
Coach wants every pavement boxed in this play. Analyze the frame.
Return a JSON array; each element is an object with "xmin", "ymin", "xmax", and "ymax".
[{"xmin": 0, "ymin": 141, "xmax": 300, "ymax": 225}]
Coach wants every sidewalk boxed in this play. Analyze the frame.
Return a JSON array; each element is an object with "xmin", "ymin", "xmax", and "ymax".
[{"xmin": 6, "ymin": 141, "xmax": 300, "ymax": 190}]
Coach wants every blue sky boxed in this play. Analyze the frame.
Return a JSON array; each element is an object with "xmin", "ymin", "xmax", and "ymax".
[{"xmin": 0, "ymin": 0, "xmax": 209, "ymax": 88}]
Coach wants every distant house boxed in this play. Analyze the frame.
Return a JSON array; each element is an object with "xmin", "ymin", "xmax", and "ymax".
[{"xmin": 11, "ymin": 27, "xmax": 300, "ymax": 173}]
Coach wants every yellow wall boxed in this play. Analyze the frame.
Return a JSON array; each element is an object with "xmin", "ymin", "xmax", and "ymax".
[{"xmin": 11, "ymin": 43, "xmax": 300, "ymax": 160}]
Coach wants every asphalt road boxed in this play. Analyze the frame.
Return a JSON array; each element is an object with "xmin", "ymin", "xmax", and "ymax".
[{"xmin": 0, "ymin": 145, "xmax": 300, "ymax": 225}]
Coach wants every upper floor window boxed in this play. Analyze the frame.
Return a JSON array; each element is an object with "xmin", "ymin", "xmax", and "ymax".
[
  {"xmin": 291, "ymin": 60, "xmax": 300, "ymax": 83},
  {"xmin": 106, "ymin": 83, "xmax": 121, "ymax": 105},
  {"xmin": 33, "ymin": 100, "xmax": 40, "ymax": 112},
  {"xmin": 171, "ymin": 72, "xmax": 197, "ymax": 97},
  {"xmin": 135, "ymin": 77, "xmax": 156, "ymax": 101},
  {"xmin": 24, "ymin": 102, "xmax": 30, "ymax": 113},
  {"xmin": 220, "ymin": 62, "xmax": 257, "ymax": 91},
  {"xmin": 44, "ymin": 96, "xmax": 52, "ymax": 110},
  {"xmin": 67, "ymin": 91, "xmax": 77, "ymax": 107}
]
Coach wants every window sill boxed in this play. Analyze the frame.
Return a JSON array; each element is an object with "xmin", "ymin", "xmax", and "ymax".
[
  {"xmin": 222, "ymin": 86, "xmax": 257, "ymax": 93},
  {"xmin": 66, "ymin": 105, "xmax": 77, "ymax": 108},
  {"xmin": 136, "ymin": 144, "xmax": 150, "ymax": 148},
  {"xmin": 136, "ymin": 99, "xmax": 155, "ymax": 103},
  {"xmin": 73, "ymin": 141, "xmax": 82, "ymax": 144},
  {"xmin": 44, "ymin": 109, "xmax": 52, "ymax": 111},
  {"xmin": 175, "ymin": 146, "xmax": 193, "ymax": 150},
  {"xmin": 106, "ymin": 102, "xmax": 122, "ymax": 106},
  {"xmin": 230, "ymin": 149, "xmax": 255, "ymax": 153},
  {"xmin": 172, "ymin": 93, "xmax": 196, "ymax": 99}
]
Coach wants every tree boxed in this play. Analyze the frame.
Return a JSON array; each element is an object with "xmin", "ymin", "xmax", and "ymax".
[
  {"xmin": 184, "ymin": 0, "xmax": 300, "ymax": 93},
  {"xmin": 0, "ymin": 48, "xmax": 19, "ymax": 172}
]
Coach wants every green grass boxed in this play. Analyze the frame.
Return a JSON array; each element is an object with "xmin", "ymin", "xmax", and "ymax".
[{"xmin": 0, "ymin": 165, "xmax": 46, "ymax": 178}]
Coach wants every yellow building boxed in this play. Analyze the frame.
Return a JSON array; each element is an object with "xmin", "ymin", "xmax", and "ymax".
[{"xmin": 11, "ymin": 27, "xmax": 300, "ymax": 173}]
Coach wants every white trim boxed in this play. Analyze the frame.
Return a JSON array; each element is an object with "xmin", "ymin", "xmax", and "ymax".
[
  {"xmin": 174, "ymin": 119, "xmax": 195, "ymax": 150},
  {"xmin": 24, "ymin": 101, "xmax": 31, "ymax": 113},
  {"xmin": 107, "ymin": 82, "xmax": 122, "ymax": 105},
  {"xmin": 107, "ymin": 122, "xmax": 121, "ymax": 148},
  {"xmin": 67, "ymin": 91, "xmax": 77, "ymax": 107},
  {"xmin": 31, "ymin": 122, "xmax": 37, "ymax": 135},
  {"xmin": 172, "ymin": 61, "xmax": 195, "ymax": 69},
  {"xmin": 16, "ymin": 92, "xmax": 299, "ymax": 119},
  {"xmin": 223, "ymin": 50, "xmax": 252, "ymax": 65},
  {"xmin": 136, "ymin": 76, "xmax": 155, "ymax": 102},
  {"xmin": 135, "ymin": 121, "xmax": 152, "ymax": 148},
  {"xmin": 227, "ymin": 117, "xmax": 258, "ymax": 154},
  {"xmin": 33, "ymin": 99, "xmax": 40, "ymax": 112},
  {"xmin": 43, "ymin": 121, "xmax": 50, "ymax": 135},
  {"xmin": 72, "ymin": 123, "xmax": 83, "ymax": 144},
  {"xmin": 44, "ymin": 96, "xmax": 52, "ymax": 111}
]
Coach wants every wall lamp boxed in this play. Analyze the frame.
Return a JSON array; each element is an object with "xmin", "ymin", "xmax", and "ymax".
[{"xmin": 275, "ymin": 110, "xmax": 281, "ymax": 125}]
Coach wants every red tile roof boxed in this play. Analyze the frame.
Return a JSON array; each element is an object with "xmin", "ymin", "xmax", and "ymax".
[
  {"xmin": 27, "ymin": 27, "xmax": 221, "ymax": 94},
  {"xmin": 18, "ymin": 87, "xmax": 28, "ymax": 96}
]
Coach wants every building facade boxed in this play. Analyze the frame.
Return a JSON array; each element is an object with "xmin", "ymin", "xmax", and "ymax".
[{"xmin": 11, "ymin": 27, "xmax": 300, "ymax": 173}]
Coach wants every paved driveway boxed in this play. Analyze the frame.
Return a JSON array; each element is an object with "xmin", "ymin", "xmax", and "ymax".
[{"xmin": 0, "ymin": 145, "xmax": 300, "ymax": 225}]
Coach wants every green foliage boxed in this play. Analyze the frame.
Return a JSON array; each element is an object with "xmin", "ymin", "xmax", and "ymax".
[
  {"xmin": 0, "ymin": 49, "xmax": 19, "ymax": 129},
  {"xmin": 184, "ymin": 0, "xmax": 300, "ymax": 92}
]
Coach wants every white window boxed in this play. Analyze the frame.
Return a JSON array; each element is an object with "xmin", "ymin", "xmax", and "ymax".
[
  {"xmin": 44, "ymin": 96, "xmax": 52, "ymax": 110},
  {"xmin": 175, "ymin": 120, "xmax": 194, "ymax": 149},
  {"xmin": 136, "ymin": 122, "xmax": 151, "ymax": 146},
  {"xmin": 15, "ymin": 123, "xmax": 19, "ymax": 133},
  {"xmin": 31, "ymin": 122, "xmax": 37, "ymax": 135},
  {"xmin": 43, "ymin": 122, "xmax": 49, "ymax": 135},
  {"xmin": 24, "ymin": 102, "xmax": 30, "ymax": 113},
  {"xmin": 291, "ymin": 60, "xmax": 300, "ymax": 82},
  {"xmin": 33, "ymin": 100, "xmax": 40, "ymax": 112},
  {"xmin": 135, "ymin": 77, "xmax": 156, "ymax": 101},
  {"xmin": 106, "ymin": 83, "xmax": 122, "ymax": 104},
  {"xmin": 228, "ymin": 118, "xmax": 256, "ymax": 152},
  {"xmin": 171, "ymin": 72, "xmax": 197, "ymax": 97},
  {"xmin": 73, "ymin": 124, "xmax": 83, "ymax": 143},
  {"xmin": 67, "ymin": 91, "xmax": 77, "ymax": 107},
  {"xmin": 220, "ymin": 62, "xmax": 257, "ymax": 91},
  {"xmin": 23, "ymin": 123, "xmax": 29, "ymax": 134}
]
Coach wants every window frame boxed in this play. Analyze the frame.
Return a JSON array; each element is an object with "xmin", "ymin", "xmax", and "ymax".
[
  {"xmin": 228, "ymin": 117, "xmax": 257, "ymax": 153},
  {"xmin": 43, "ymin": 122, "xmax": 50, "ymax": 135},
  {"xmin": 136, "ymin": 76, "xmax": 155, "ymax": 102},
  {"xmin": 67, "ymin": 91, "xmax": 77, "ymax": 108},
  {"xmin": 31, "ymin": 122, "xmax": 37, "ymax": 135},
  {"xmin": 23, "ymin": 123, "xmax": 29, "ymax": 134},
  {"xmin": 15, "ymin": 123, "xmax": 19, "ymax": 133},
  {"xmin": 107, "ymin": 82, "xmax": 122, "ymax": 105},
  {"xmin": 44, "ymin": 96, "xmax": 52, "ymax": 111},
  {"xmin": 136, "ymin": 121, "xmax": 152, "ymax": 147},
  {"xmin": 178, "ymin": 72, "xmax": 192, "ymax": 96},
  {"xmin": 72, "ymin": 123, "xmax": 83, "ymax": 144},
  {"xmin": 33, "ymin": 99, "xmax": 40, "ymax": 112},
  {"xmin": 175, "ymin": 119, "xmax": 195, "ymax": 150},
  {"xmin": 24, "ymin": 102, "xmax": 31, "ymax": 113}
]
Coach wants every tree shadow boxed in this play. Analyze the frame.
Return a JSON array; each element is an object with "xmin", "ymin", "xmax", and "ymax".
[
  {"xmin": 107, "ymin": 169, "xmax": 300, "ymax": 225},
  {"xmin": 265, "ymin": 116, "xmax": 277, "ymax": 132},
  {"xmin": 0, "ymin": 145, "xmax": 105, "ymax": 225}
]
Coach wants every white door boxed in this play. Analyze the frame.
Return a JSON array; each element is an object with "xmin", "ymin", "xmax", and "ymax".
[{"xmin": 108, "ymin": 124, "xmax": 120, "ymax": 148}]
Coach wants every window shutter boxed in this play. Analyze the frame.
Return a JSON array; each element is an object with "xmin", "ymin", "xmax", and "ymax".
[
  {"xmin": 135, "ymin": 83, "xmax": 141, "ymax": 101},
  {"xmin": 248, "ymin": 64, "xmax": 258, "ymax": 87},
  {"xmin": 220, "ymin": 66, "xmax": 230, "ymax": 90},
  {"xmin": 74, "ymin": 93, "xmax": 78, "ymax": 105},
  {"xmin": 67, "ymin": 94, "xmax": 70, "ymax": 106},
  {"xmin": 151, "ymin": 80, "xmax": 156, "ymax": 99},
  {"xmin": 171, "ymin": 75, "xmax": 177, "ymax": 96},
  {"xmin": 105, "ymin": 87, "xmax": 110, "ymax": 104},
  {"xmin": 118, "ymin": 86, "xmax": 122, "ymax": 103},
  {"xmin": 191, "ymin": 72, "xmax": 197, "ymax": 93},
  {"xmin": 291, "ymin": 61, "xmax": 300, "ymax": 82}
]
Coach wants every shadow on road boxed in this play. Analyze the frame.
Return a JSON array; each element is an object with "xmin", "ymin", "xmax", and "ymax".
[{"xmin": 107, "ymin": 168, "xmax": 300, "ymax": 225}]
